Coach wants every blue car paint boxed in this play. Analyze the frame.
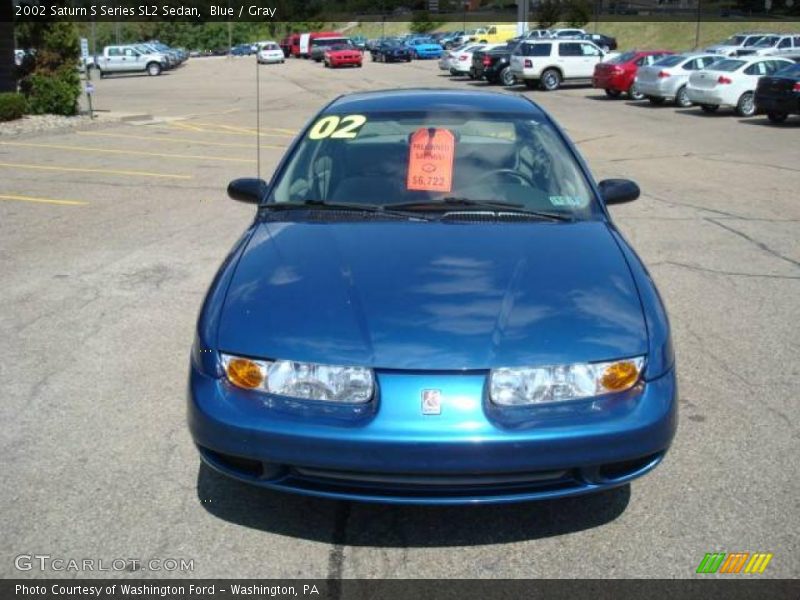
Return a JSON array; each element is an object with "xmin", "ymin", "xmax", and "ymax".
[
  {"xmin": 188, "ymin": 89, "xmax": 677, "ymax": 505},
  {"xmin": 405, "ymin": 39, "xmax": 444, "ymax": 59}
]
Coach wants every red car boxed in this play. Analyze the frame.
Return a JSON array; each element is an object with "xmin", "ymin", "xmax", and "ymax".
[
  {"xmin": 324, "ymin": 44, "xmax": 363, "ymax": 69},
  {"xmin": 593, "ymin": 50, "xmax": 675, "ymax": 100}
]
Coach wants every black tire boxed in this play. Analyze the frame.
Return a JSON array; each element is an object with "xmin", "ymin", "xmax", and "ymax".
[
  {"xmin": 675, "ymin": 85, "xmax": 691, "ymax": 108},
  {"xmin": 605, "ymin": 88, "xmax": 622, "ymax": 98},
  {"xmin": 735, "ymin": 91, "xmax": 755, "ymax": 117},
  {"xmin": 628, "ymin": 82, "xmax": 645, "ymax": 100},
  {"xmin": 648, "ymin": 96, "xmax": 666, "ymax": 105},
  {"xmin": 539, "ymin": 69, "xmax": 561, "ymax": 91},
  {"xmin": 767, "ymin": 111, "xmax": 788, "ymax": 123},
  {"xmin": 323, "ymin": 61, "xmax": 329, "ymax": 68},
  {"xmin": 700, "ymin": 104, "xmax": 719, "ymax": 113},
  {"xmin": 98, "ymin": 69, "xmax": 106, "ymax": 79},
  {"xmin": 499, "ymin": 65, "xmax": 516, "ymax": 86},
  {"xmin": 146, "ymin": 62, "xmax": 162, "ymax": 76},
  {"xmin": 406, "ymin": 57, "xmax": 411, "ymax": 62},
  {"xmin": 524, "ymin": 79, "xmax": 537, "ymax": 89}
]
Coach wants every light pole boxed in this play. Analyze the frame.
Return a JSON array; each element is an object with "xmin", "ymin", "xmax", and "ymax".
[{"xmin": 694, "ymin": 0, "xmax": 702, "ymax": 50}]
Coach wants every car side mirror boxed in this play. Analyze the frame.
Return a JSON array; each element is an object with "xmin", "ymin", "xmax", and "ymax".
[
  {"xmin": 598, "ymin": 179, "xmax": 640, "ymax": 205},
  {"xmin": 227, "ymin": 178, "xmax": 267, "ymax": 204}
]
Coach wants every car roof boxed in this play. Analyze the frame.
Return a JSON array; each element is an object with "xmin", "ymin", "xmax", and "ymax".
[{"xmin": 324, "ymin": 89, "xmax": 545, "ymax": 117}]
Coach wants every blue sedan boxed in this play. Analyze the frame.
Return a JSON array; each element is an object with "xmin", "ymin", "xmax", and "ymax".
[
  {"xmin": 404, "ymin": 37, "xmax": 444, "ymax": 59},
  {"xmin": 188, "ymin": 89, "xmax": 677, "ymax": 505}
]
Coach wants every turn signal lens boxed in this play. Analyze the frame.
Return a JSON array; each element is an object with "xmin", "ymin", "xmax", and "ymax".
[
  {"xmin": 718, "ymin": 76, "xmax": 733, "ymax": 84},
  {"xmin": 600, "ymin": 361, "xmax": 641, "ymax": 391},
  {"xmin": 657, "ymin": 70, "xmax": 671, "ymax": 78},
  {"xmin": 224, "ymin": 357, "xmax": 266, "ymax": 389}
]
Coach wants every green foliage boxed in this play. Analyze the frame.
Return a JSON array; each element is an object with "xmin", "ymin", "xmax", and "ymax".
[
  {"xmin": 15, "ymin": 22, "xmax": 81, "ymax": 116},
  {"xmin": 0, "ymin": 92, "xmax": 27, "ymax": 122},
  {"xmin": 537, "ymin": 0, "xmax": 562, "ymax": 28},
  {"xmin": 563, "ymin": 0, "xmax": 592, "ymax": 26},
  {"xmin": 410, "ymin": 11, "xmax": 439, "ymax": 34}
]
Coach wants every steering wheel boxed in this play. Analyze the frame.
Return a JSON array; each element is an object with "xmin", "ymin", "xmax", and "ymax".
[{"xmin": 472, "ymin": 168, "xmax": 537, "ymax": 188}]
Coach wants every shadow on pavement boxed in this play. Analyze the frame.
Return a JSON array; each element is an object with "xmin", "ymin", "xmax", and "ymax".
[{"xmin": 196, "ymin": 463, "xmax": 630, "ymax": 547}]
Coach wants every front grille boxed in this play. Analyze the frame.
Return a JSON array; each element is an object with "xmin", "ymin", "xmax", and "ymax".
[{"xmin": 293, "ymin": 466, "xmax": 569, "ymax": 487}]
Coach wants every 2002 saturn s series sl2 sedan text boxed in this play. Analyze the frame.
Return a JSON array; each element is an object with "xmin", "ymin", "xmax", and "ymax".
[{"xmin": 188, "ymin": 89, "xmax": 677, "ymax": 505}]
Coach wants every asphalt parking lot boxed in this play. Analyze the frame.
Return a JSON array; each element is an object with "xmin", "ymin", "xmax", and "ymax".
[{"xmin": 1, "ymin": 55, "xmax": 798, "ymax": 579}]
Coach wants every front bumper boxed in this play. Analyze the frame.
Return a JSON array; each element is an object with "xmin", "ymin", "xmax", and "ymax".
[{"xmin": 188, "ymin": 363, "xmax": 677, "ymax": 504}]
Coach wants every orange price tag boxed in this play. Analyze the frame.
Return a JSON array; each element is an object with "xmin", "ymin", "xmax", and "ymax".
[{"xmin": 406, "ymin": 128, "xmax": 455, "ymax": 193}]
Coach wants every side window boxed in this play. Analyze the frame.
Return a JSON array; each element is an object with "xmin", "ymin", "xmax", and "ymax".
[
  {"xmin": 794, "ymin": 37, "xmax": 800, "ymax": 47},
  {"xmin": 580, "ymin": 43, "xmax": 601, "ymax": 56},
  {"xmin": 108, "ymin": 48, "xmax": 120, "ymax": 57},
  {"xmin": 488, "ymin": 26, "xmax": 496, "ymax": 34},
  {"xmin": 124, "ymin": 48, "xmax": 136, "ymax": 57},
  {"xmin": 778, "ymin": 38, "xmax": 791, "ymax": 49},
  {"xmin": 559, "ymin": 43, "xmax": 580, "ymax": 57},
  {"xmin": 634, "ymin": 56, "xmax": 646, "ymax": 66}
]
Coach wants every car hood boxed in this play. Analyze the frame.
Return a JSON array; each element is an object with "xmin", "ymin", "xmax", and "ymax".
[{"xmin": 218, "ymin": 220, "xmax": 647, "ymax": 370}]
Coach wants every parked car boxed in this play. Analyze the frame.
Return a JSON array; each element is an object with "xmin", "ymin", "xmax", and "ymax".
[
  {"xmin": 579, "ymin": 33, "xmax": 618, "ymax": 52},
  {"xmin": 190, "ymin": 89, "xmax": 676, "ymax": 505},
  {"xmin": 754, "ymin": 61, "xmax": 800, "ymax": 123},
  {"xmin": 95, "ymin": 44, "xmax": 167, "ymax": 77},
  {"xmin": 593, "ymin": 50, "xmax": 675, "ymax": 100},
  {"xmin": 510, "ymin": 40, "xmax": 606, "ymax": 90},
  {"xmin": 324, "ymin": 43, "xmax": 363, "ymax": 69},
  {"xmin": 471, "ymin": 41, "xmax": 520, "ymax": 86},
  {"xmin": 310, "ymin": 37, "xmax": 351, "ymax": 62},
  {"xmin": 438, "ymin": 45, "xmax": 465, "ymax": 72},
  {"xmin": 686, "ymin": 56, "xmax": 794, "ymax": 116},
  {"xmin": 349, "ymin": 35, "xmax": 367, "ymax": 50},
  {"xmin": 449, "ymin": 44, "xmax": 488, "ymax": 77},
  {"xmin": 292, "ymin": 32, "xmax": 340, "ymax": 58},
  {"xmin": 371, "ymin": 41, "xmax": 411, "ymax": 63},
  {"xmin": 705, "ymin": 32, "xmax": 772, "ymax": 57},
  {"xmin": 441, "ymin": 31, "xmax": 466, "ymax": 48},
  {"xmin": 736, "ymin": 34, "xmax": 800, "ymax": 57},
  {"xmin": 279, "ymin": 34, "xmax": 296, "ymax": 57},
  {"xmin": 549, "ymin": 28, "xmax": 587, "ymax": 39},
  {"xmin": 231, "ymin": 44, "xmax": 252, "ymax": 56},
  {"xmin": 405, "ymin": 37, "xmax": 444, "ymax": 59},
  {"xmin": 477, "ymin": 24, "xmax": 519, "ymax": 44},
  {"xmin": 523, "ymin": 29, "xmax": 552, "ymax": 40},
  {"xmin": 257, "ymin": 42, "xmax": 285, "ymax": 64},
  {"xmin": 635, "ymin": 53, "xmax": 723, "ymax": 107}
]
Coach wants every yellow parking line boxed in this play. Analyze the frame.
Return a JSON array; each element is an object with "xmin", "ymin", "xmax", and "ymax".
[
  {"xmin": 169, "ymin": 121, "xmax": 207, "ymax": 132},
  {"xmin": 76, "ymin": 131, "xmax": 276, "ymax": 150},
  {"xmin": 175, "ymin": 121, "xmax": 295, "ymax": 138},
  {"xmin": 0, "ymin": 193, "xmax": 87, "ymax": 206},
  {"xmin": 0, "ymin": 161, "xmax": 191, "ymax": 179},
  {"xmin": 0, "ymin": 141, "xmax": 256, "ymax": 164}
]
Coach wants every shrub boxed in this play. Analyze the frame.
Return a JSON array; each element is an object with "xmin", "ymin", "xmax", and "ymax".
[
  {"xmin": 21, "ymin": 71, "xmax": 80, "ymax": 116},
  {"xmin": 0, "ymin": 92, "xmax": 27, "ymax": 122}
]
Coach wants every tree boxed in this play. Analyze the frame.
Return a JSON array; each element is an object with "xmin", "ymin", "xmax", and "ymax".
[
  {"xmin": 563, "ymin": 0, "xmax": 592, "ymax": 26},
  {"xmin": 0, "ymin": 0, "xmax": 13, "ymax": 93},
  {"xmin": 410, "ymin": 11, "xmax": 439, "ymax": 34},
  {"xmin": 16, "ymin": 22, "xmax": 81, "ymax": 115},
  {"xmin": 536, "ymin": 0, "xmax": 562, "ymax": 28}
]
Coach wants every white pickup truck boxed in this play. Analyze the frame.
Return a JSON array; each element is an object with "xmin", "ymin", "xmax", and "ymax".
[{"xmin": 95, "ymin": 45, "xmax": 167, "ymax": 77}]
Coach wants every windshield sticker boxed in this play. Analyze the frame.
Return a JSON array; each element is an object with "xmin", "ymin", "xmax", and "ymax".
[
  {"xmin": 406, "ymin": 128, "xmax": 455, "ymax": 193},
  {"xmin": 549, "ymin": 195, "xmax": 584, "ymax": 207},
  {"xmin": 308, "ymin": 114, "xmax": 367, "ymax": 140}
]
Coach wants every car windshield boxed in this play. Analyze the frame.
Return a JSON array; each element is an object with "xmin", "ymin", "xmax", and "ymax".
[
  {"xmin": 329, "ymin": 44, "xmax": 354, "ymax": 51},
  {"xmin": 743, "ymin": 36, "xmax": 764, "ymax": 46},
  {"xmin": 313, "ymin": 38, "xmax": 347, "ymax": 47},
  {"xmin": 711, "ymin": 59, "xmax": 746, "ymax": 72},
  {"xmin": 607, "ymin": 51, "xmax": 637, "ymax": 64},
  {"xmin": 653, "ymin": 55, "xmax": 684, "ymax": 67},
  {"xmin": 263, "ymin": 43, "xmax": 279, "ymax": 50},
  {"xmin": 268, "ymin": 111, "xmax": 598, "ymax": 219},
  {"xmin": 775, "ymin": 63, "xmax": 800, "ymax": 77},
  {"xmin": 721, "ymin": 35, "xmax": 746, "ymax": 46}
]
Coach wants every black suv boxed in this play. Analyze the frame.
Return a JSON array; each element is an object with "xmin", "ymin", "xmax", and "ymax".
[{"xmin": 471, "ymin": 41, "xmax": 520, "ymax": 86}]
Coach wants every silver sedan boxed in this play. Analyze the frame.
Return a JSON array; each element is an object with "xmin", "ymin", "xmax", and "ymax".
[{"xmin": 635, "ymin": 53, "xmax": 723, "ymax": 107}]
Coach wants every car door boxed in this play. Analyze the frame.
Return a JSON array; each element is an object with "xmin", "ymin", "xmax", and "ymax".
[
  {"xmin": 579, "ymin": 42, "xmax": 604, "ymax": 77},
  {"xmin": 741, "ymin": 60, "xmax": 768, "ymax": 94},
  {"xmin": 122, "ymin": 47, "xmax": 141, "ymax": 72},
  {"xmin": 105, "ymin": 47, "xmax": 123, "ymax": 71}
]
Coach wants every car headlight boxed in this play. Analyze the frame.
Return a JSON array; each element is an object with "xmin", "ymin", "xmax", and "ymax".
[
  {"xmin": 489, "ymin": 357, "xmax": 645, "ymax": 406},
  {"xmin": 221, "ymin": 353, "xmax": 374, "ymax": 403}
]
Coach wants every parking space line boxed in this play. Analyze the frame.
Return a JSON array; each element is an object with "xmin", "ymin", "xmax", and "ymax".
[
  {"xmin": 0, "ymin": 193, "xmax": 87, "ymax": 206},
  {"xmin": 190, "ymin": 122, "xmax": 297, "ymax": 136},
  {"xmin": 167, "ymin": 121, "xmax": 295, "ymax": 138},
  {"xmin": 76, "ymin": 131, "xmax": 274, "ymax": 150},
  {"xmin": 0, "ymin": 161, "xmax": 192, "ymax": 179},
  {"xmin": 0, "ymin": 141, "xmax": 256, "ymax": 164}
]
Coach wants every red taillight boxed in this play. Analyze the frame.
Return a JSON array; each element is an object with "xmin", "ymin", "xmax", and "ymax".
[
  {"xmin": 482, "ymin": 56, "xmax": 491, "ymax": 66},
  {"xmin": 459, "ymin": 55, "xmax": 467, "ymax": 61},
  {"xmin": 524, "ymin": 59, "xmax": 532, "ymax": 68},
  {"xmin": 793, "ymin": 82, "xmax": 800, "ymax": 92},
  {"xmin": 658, "ymin": 70, "xmax": 671, "ymax": 78},
  {"xmin": 717, "ymin": 76, "xmax": 732, "ymax": 84}
]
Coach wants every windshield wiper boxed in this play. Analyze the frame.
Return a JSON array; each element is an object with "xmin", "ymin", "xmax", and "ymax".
[
  {"xmin": 261, "ymin": 200, "xmax": 436, "ymax": 221},
  {"xmin": 386, "ymin": 197, "xmax": 573, "ymax": 221}
]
